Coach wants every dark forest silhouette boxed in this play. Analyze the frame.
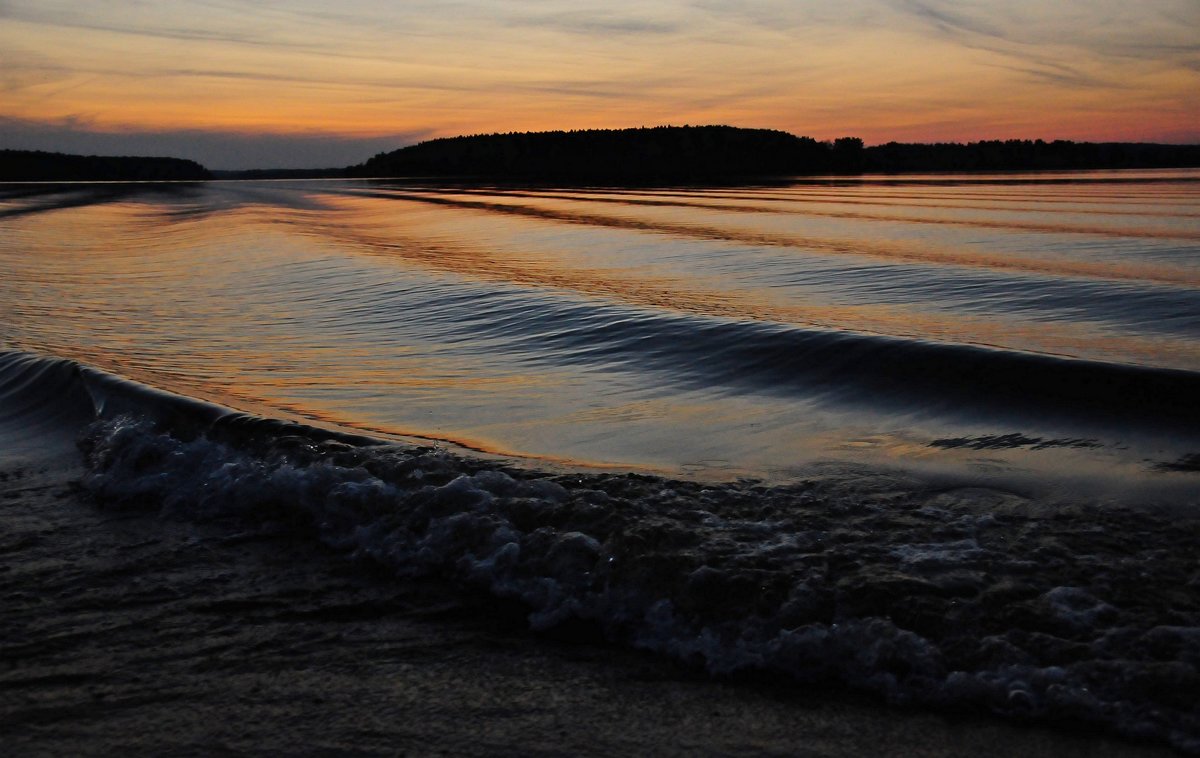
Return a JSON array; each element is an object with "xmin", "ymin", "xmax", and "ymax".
[
  {"xmin": 348, "ymin": 126, "xmax": 1200, "ymax": 182},
  {"xmin": 4, "ymin": 128, "xmax": 1200, "ymax": 182},
  {"xmin": 0, "ymin": 150, "xmax": 210, "ymax": 181},
  {"xmin": 348, "ymin": 126, "xmax": 839, "ymax": 181},
  {"xmin": 865, "ymin": 140, "xmax": 1200, "ymax": 172}
]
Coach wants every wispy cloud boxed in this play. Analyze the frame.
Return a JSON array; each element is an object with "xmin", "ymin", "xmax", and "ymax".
[
  {"xmin": 886, "ymin": 0, "xmax": 1197, "ymax": 92},
  {"xmin": 506, "ymin": 9, "xmax": 683, "ymax": 37},
  {"xmin": 893, "ymin": 0, "xmax": 1200, "ymax": 58},
  {"xmin": 898, "ymin": 0, "xmax": 1004, "ymax": 39},
  {"xmin": 688, "ymin": 0, "xmax": 879, "ymax": 31},
  {"xmin": 0, "ymin": 0, "xmax": 1195, "ymax": 152},
  {"xmin": 988, "ymin": 61, "xmax": 1113, "ymax": 90}
]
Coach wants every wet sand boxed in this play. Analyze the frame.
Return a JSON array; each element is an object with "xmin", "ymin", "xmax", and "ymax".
[{"xmin": 1, "ymin": 452, "xmax": 1175, "ymax": 757}]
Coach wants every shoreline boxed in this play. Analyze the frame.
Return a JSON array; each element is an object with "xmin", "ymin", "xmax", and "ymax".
[{"xmin": 0, "ymin": 452, "xmax": 1178, "ymax": 757}]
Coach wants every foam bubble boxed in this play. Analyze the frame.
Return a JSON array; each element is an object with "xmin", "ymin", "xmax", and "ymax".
[{"xmin": 77, "ymin": 415, "xmax": 1200, "ymax": 752}]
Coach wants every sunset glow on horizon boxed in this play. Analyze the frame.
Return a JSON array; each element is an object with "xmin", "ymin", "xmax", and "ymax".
[{"xmin": 2, "ymin": 0, "xmax": 1197, "ymax": 169}]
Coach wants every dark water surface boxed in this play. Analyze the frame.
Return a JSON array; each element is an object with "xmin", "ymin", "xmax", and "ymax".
[{"xmin": 2, "ymin": 171, "xmax": 1199, "ymax": 752}]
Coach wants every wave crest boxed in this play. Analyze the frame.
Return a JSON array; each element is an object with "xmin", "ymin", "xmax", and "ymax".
[
  {"xmin": 77, "ymin": 408, "xmax": 1200, "ymax": 752},
  {"xmin": 4, "ymin": 349, "xmax": 1197, "ymax": 751}
]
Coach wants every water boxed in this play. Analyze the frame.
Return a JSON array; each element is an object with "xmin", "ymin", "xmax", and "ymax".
[
  {"xmin": 3, "ymin": 172, "xmax": 1199, "ymax": 487},
  {"xmin": 3, "ymin": 171, "xmax": 1199, "ymax": 751}
]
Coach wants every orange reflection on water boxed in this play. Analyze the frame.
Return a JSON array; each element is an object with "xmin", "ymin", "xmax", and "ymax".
[
  {"xmin": 299, "ymin": 192, "xmax": 1200, "ymax": 372},
  {"xmin": 336, "ymin": 188, "xmax": 1200, "ymax": 289},
  {"xmin": 4, "ymin": 177, "xmax": 1199, "ymax": 481}
]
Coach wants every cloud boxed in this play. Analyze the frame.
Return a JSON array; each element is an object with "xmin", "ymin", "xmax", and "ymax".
[
  {"xmin": 0, "ymin": 1, "xmax": 420, "ymax": 60},
  {"xmin": 0, "ymin": 116, "xmax": 433, "ymax": 170},
  {"xmin": 507, "ymin": 9, "xmax": 682, "ymax": 37},
  {"xmin": 892, "ymin": 0, "xmax": 1200, "ymax": 55},
  {"xmin": 501, "ymin": 72, "xmax": 687, "ymax": 101},
  {"xmin": 990, "ymin": 61, "xmax": 1111, "ymax": 90},
  {"xmin": 688, "ymin": 0, "xmax": 879, "ymax": 30},
  {"xmin": 2, "ymin": 5, "xmax": 265, "ymax": 46},
  {"xmin": 884, "ymin": 0, "xmax": 1197, "ymax": 92},
  {"xmin": 1, "ymin": 0, "xmax": 1195, "ymax": 147},
  {"xmin": 897, "ymin": 0, "xmax": 1004, "ymax": 39}
]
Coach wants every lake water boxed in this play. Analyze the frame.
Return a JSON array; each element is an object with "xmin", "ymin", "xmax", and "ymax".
[
  {"xmin": 3, "ymin": 171, "xmax": 1199, "ymax": 751},
  {"xmin": 3, "ymin": 171, "xmax": 1199, "ymax": 491}
]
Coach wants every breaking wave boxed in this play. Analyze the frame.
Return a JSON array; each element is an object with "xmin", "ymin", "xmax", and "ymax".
[{"xmin": 3, "ymin": 349, "xmax": 1197, "ymax": 752}]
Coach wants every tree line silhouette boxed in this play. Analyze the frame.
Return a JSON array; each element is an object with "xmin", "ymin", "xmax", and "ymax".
[
  {"xmin": 348, "ymin": 127, "xmax": 1200, "ymax": 182},
  {"xmin": 0, "ymin": 150, "xmax": 210, "ymax": 181},
  {"xmin": 865, "ymin": 139, "xmax": 1200, "ymax": 172},
  {"xmin": 348, "ymin": 126, "xmax": 855, "ymax": 181},
  {"xmin": 4, "ymin": 129, "xmax": 1199, "ymax": 182}
]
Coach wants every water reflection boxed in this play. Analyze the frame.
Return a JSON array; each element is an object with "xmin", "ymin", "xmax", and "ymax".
[{"xmin": 2, "ymin": 172, "xmax": 1198, "ymax": 485}]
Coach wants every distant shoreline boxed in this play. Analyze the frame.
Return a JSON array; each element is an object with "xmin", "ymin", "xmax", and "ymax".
[
  {"xmin": 5, "ymin": 126, "xmax": 1200, "ymax": 182},
  {"xmin": 0, "ymin": 149, "xmax": 210, "ymax": 182},
  {"xmin": 345, "ymin": 127, "xmax": 1200, "ymax": 183}
]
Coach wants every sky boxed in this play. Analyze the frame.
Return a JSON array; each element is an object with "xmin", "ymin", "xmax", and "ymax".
[{"xmin": 1, "ymin": 0, "xmax": 1197, "ymax": 169}]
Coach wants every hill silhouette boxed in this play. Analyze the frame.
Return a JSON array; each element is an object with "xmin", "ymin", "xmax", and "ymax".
[
  {"xmin": 348, "ymin": 126, "xmax": 860, "ymax": 181},
  {"xmin": 0, "ymin": 150, "xmax": 211, "ymax": 181},
  {"xmin": 348, "ymin": 127, "xmax": 1200, "ymax": 182}
]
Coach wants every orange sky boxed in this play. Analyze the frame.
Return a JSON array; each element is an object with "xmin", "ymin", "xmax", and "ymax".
[{"xmin": 2, "ymin": 0, "xmax": 1197, "ymax": 168}]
